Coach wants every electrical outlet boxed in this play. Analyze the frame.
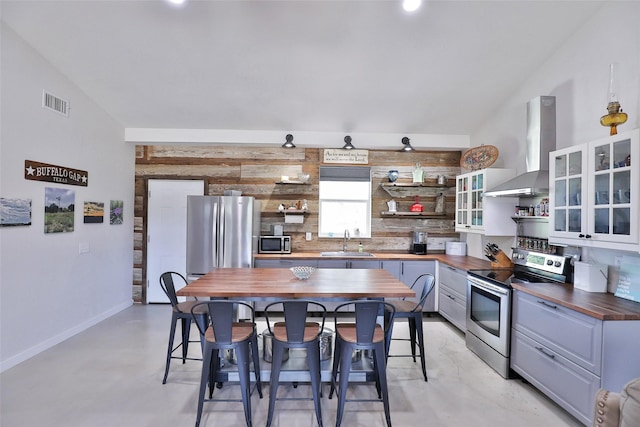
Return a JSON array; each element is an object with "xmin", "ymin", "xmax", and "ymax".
[
  {"xmin": 79, "ymin": 243, "xmax": 90, "ymax": 254},
  {"xmin": 614, "ymin": 256, "xmax": 623, "ymax": 267},
  {"xmin": 305, "ymin": 232, "xmax": 312, "ymax": 241}
]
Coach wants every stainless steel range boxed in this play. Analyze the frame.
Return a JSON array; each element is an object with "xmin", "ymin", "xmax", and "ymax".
[{"xmin": 465, "ymin": 248, "xmax": 573, "ymax": 378}]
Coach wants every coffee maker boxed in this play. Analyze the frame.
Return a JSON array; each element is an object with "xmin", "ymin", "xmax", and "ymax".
[{"xmin": 410, "ymin": 231, "xmax": 427, "ymax": 255}]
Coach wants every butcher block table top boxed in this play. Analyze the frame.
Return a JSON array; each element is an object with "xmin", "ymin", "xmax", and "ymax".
[{"xmin": 176, "ymin": 268, "xmax": 415, "ymax": 299}]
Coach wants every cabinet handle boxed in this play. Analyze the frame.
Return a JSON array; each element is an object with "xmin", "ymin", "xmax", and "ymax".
[
  {"xmin": 585, "ymin": 234, "xmax": 592, "ymax": 239},
  {"xmin": 578, "ymin": 234, "xmax": 585, "ymax": 238},
  {"xmin": 447, "ymin": 266, "xmax": 456, "ymax": 271},
  {"xmin": 447, "ymin": 294, "xmax": 456, "ymax": 301},
  {"xmin": 537, "ymin": 300, "xmax": 557, "ymax": 309},
  {"xmin": 535, "ymin": 346, "xmax": 556, "ymax": 359}
]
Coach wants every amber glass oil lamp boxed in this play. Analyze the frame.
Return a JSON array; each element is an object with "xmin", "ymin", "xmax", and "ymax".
[{"xmin": 600, "ymin": 63, "xmax": 627, "ymax": 135}]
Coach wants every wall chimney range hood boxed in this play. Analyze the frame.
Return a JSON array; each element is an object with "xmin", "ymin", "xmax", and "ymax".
[{"xmin": 484, "ymin": 96, "xmax": 556, "ymax": 197}]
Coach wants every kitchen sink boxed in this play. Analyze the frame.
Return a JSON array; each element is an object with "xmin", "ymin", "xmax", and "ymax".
[{"xmin": 320, "ymin": 251, "xmax": 375, "ymax": 257}]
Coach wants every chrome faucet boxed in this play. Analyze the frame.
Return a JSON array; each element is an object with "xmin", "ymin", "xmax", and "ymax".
[{"xmin": 343, "ymin": 229, "xmax": 350, "ymax": 252}]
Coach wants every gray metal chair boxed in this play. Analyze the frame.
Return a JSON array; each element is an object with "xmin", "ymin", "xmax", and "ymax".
[
  {"xmin": 190, "ymin": 300, "xmax": 263, "ymax": 427},
  {"xmin": 329, "ymin": 300, "xmax": 396, "ymax": 427},
  {"xmin": 263, "ymin": 300, "xmax": 327, "ymax": 427},
  {"xmin": 159, "ymin": 271, "xmax": 208, "ymax": 384},
  {"xmin": 384, "ymin": 273, "xmax": 436, "ymax": 382}
]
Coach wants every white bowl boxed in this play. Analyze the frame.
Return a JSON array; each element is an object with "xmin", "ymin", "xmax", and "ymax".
[
  {"xmin": 297, "ymin": 173, "xmax": 310, "ymax": 183},
  {"xmin": 290, "ymin": 266, "xmax": 316, "ymax": 280}
]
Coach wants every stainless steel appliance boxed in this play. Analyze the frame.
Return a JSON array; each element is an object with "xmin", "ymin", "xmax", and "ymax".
[
  {"xmin": 186, "ymin": 195, "xmax": 260, "ymax": 321},
  {"xmin": 410, "ymin": 231, "xmax": 427, "ymax": 254},
  {"xmin": 186, "ymin": 195, "xmax": 261, "ymax": 277},
  {"xmin": 466, "ymin": 248, "xmax": 572, "ymax": 378},
  {"xmin": 258, "ymin": 235, "xmax": 291, "ymax": 254},
  {"xmin": 484, "ymin": 96, "xmax": 556, "ymax": 197}
]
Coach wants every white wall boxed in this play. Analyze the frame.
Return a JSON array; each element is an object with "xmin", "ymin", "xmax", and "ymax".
[
  {"xmin": 0, "ymin": 24, "xmax": 135, "ymax": 372},
  {"xmin": 467, "ymin": 1, "xmax": 640, "ymax": 268}
]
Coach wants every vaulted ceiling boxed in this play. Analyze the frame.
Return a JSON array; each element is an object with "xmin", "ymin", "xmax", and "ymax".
[{"xmin": 2, "ymin": 0, "xmax": 605, "ymax": 140}]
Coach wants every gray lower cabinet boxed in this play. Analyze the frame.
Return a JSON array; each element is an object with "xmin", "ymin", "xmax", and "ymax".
[
  {"xmin": 511, "ymin": 289, "xmax": 640, "ymax": 426},
  {"xmin": 400, "ymin": 260, "xmax": 436, "ymax": 312},
  {"xmin": 380, "ymin": 260, "xmax": 401, "ymax": 279},
  {"xmin": 437, "ymin": 264, "xmax": 467, "ymax": 332}
]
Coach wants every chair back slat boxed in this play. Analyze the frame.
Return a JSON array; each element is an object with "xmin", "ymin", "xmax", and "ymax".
[
  {"xmin": 264, "ymin": 300, "xmax": 326, "ymax": 344},
  {"xmin": 159, "ymin": 271, "xmax": 184, "ymax": 307}
]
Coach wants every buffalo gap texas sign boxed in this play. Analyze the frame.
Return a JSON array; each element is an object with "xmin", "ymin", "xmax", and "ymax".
[{"xmin": 24, "ymin": 160, "xmax": 88, "ymax": 187}]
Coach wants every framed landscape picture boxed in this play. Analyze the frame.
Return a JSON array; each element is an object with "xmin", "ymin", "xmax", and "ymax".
[
  {"xmin": 45, "ymin": 187, "xmax": 75, "ymax": 233},
  {"xmin": 0, "ymin": 198, "xmax": 32, "ymax": 227},
  {"xmin": 83, "ymin": 201, "xmax": 104, "ymax": 223}
]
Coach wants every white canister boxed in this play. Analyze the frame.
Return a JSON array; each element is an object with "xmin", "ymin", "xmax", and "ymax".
[{"xmin": 445, "ymin": 242, "xmax": 467, "ymax": 256}]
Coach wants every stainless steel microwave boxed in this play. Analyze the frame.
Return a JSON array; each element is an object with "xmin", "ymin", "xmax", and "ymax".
[{"xmin": 258, "ymin": 235, "xmax": 291, "ymax": 254}]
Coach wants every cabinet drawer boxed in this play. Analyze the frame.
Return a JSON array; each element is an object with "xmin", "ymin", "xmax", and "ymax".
[
  {"xmin": 438, "ymin": 283, "xmax": 466, "ymax": 332},
  {"xmin": 511, "ymin": 329, "xmax": 600, "ymax": 426},
  {"xmin": 438, "ymin": 264, "xmax": 467, "ymax": 296},
  {"xmin": 512, "ymin": 290, "xmax": 602, "ymax": 375}
]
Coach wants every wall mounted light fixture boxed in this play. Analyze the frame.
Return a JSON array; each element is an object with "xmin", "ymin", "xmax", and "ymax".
[
  {"xmin": 282, "ymin": 134, "xmax": 296, "ymax": 148},
  {"xmin": 342, "ymin": 135, "xmax": 355, "ymax": 150},
  {"xmin": 400, "ymin": 136, "xmax": 415, "ymax": 152}
]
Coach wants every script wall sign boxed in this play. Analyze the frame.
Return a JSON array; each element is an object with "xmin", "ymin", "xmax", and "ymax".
[{"xmin": 24, "ymin": 160, "xmax": 88, "ymax": 187}]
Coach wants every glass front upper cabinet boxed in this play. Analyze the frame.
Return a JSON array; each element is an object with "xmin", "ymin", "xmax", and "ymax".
[
  {"xmin": 551, "ymin": 147, "xmax": 585, "ymax": 236},
  {"xmin": 549, "ymin": 128, "xmax": 638, "ymax": 249},
  {"xmin": 589, "ymin": 134, "xmax": 634, "ymax": 241}
]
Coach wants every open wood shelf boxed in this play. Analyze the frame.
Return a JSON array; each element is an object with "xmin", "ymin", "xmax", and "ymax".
[{"xmin": 380, "ymin": 211, "xmax": 447, "ymax": 217}]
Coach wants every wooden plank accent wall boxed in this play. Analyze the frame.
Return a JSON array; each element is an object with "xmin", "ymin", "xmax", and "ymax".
[{"xmin": 133, "ymin": 145, "xmax": 461, "ymax": 303}]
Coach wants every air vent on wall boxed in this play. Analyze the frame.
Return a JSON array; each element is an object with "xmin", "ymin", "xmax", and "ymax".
[{"xmin": 42, "ymin": 90, "xmax": 69, "ymax": 117}]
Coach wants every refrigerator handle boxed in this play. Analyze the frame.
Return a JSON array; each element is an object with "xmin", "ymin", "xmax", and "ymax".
[{"xmin": 218, "ymin": 200, "xmax": 225, "ymax": 268}]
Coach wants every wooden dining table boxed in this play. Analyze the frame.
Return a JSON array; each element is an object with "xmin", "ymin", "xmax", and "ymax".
[
  {"xmin": 176, "ymin": 268, "xmax": 414, "ymax": 384},
  {"xmin": 176, "ymin": 267, "xmax": 415, "ymax": 300}
]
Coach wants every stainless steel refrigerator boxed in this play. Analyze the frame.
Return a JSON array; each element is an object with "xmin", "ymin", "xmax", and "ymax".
[{"xmin": 186, "ymin": 195, "xmax": 261, "ymax": 282}]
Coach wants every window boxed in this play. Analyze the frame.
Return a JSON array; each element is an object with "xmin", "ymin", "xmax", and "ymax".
[{"xmin": 318, "ymin": 166, "xmax": 371, "ymax": 238}]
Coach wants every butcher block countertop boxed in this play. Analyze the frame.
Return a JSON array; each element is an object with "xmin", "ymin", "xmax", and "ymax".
[
  {"xmin": 255, "ymin": 252, "xmax": 493, "ymax": 271},
  {"xmin": 256, "ymin": 252, "xmax": 640, "ymax": 321},
  {"xmin": 511, "ymin": 282, "xmax": 640, "ymax": 321}
]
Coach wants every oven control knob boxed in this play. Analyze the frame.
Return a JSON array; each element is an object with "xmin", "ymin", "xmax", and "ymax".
[
  {"xmin": 554, "ymin": 261, "xmax": 561, "ymax": 267},
  {"xmin": 546, "ymin": 259, "xmax": 554, "ymax": 265}
]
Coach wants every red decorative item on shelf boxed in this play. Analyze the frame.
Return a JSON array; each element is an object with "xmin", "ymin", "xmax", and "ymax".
[{"xmin": 410, "ymin": 196, "xmax": 423, "ymax": 212}]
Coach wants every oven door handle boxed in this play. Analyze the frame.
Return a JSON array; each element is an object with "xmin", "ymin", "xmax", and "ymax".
[{"xmin": 467, "ymin": 276, "xmax": 509, "ymax": 296}]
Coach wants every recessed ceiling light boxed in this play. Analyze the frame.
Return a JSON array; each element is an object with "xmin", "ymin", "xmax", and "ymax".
[
  {"xmin": 168, "ymin": 0, "xmax": 186, "ymax": 5},
  {"xmin": 403, "ymin": 0, "xmax": 421, "ymax": 12}
]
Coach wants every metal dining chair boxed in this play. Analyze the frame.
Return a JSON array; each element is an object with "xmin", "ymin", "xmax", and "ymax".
[
  {"xmin": 384, "ymin": 273, "xmax": 436, "ymax": 382},
  {"xmin": 190, "ymin": 300, "xmax": 263, "ymax": 427},
  {"xmin": 159, "ymin": 271, "xmax": 208, "ymax": 384},
  {"xmin": 263, "ymin": 299, "xmax": 327, "ymax": 427},
  {"xmin": 329, "ymin": 300, "xmax": 396, "ymax": 427}
]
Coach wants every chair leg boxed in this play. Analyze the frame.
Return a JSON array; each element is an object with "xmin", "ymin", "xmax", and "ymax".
[
  {"xmin": 249, "ymin": 333, "xmax": 263, "ymax": 398},
  {"xmin": 235, "ymin": 342, "xmax": 253, "ymax": 427},
  {"xmin": 414, "ymin": 314, "xmax": 428, "ymax": 382},
  {"xmin": 329, "ymin": 338, "xmax": 342, "ymax": 399},
  {"xmin": 408, "ymin": 317, "xmax": 417, "ymax": 362},
  {"xmin": 335, "ymin": 343, "xmax": 353, "ymax": 427},
  {"xmin": 373, "ymin": 342, "xmax": 392, "ymax": 427},
  {"xmin": 196, "ymin": 345, "xmax": 213, "ymax": 427},
  {"xmin": 266, "ymin": 343, "xmax": 286, "ymax": 427},
  {"xmin": 384, "ymin": 312, "xmax": 394, "ymax": 359},
  {"xmin": 209, "ymin": 349, "xmax": 220, "ymax": 399},
  {"xmin": 306, "ymin": 343, "xmax": 324, "ymax": 427},
  {"xmin": 162, "ymin": 313, "xmax": 178, "ymax": 384},
  {"xmin": 181, "ymin": 317, "xmax": 191, "ymax": 363}
]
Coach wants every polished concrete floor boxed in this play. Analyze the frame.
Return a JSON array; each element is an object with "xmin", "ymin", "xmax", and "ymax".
[{"xmin": 0, "ymin": 305, "xmax": 584, "ymax": 427}]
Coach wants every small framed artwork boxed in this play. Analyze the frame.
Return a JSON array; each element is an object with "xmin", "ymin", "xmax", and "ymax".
[
  {"xmin": 0, "ymin": 198, "xmax": 32, "ymax": 227},
  {"xmin": 45, "ymin": 187, "xmax": 75, "ymax": 233},
  {"xmin": 110, "ymin": 200, "xmax": 123, "ymax": 225},
  {"xmin": 83, "ymin": 201, "xmax": 104, "ymax": 224}
]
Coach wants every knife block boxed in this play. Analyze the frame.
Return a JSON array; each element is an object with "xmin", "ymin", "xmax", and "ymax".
[{"xmin": 491, "ymin": 250, "xmax": 514, "ymax": 268}]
